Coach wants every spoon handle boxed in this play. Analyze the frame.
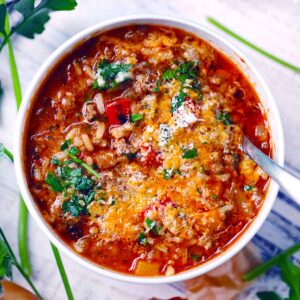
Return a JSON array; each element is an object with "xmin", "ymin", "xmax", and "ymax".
[{"xmin": 243, "ymin": 137, "xmax": 300, "ymax": 205}]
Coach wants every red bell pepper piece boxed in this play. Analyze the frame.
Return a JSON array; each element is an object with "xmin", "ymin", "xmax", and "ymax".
[{"xmin": 105, "ymin": 97, "xmax": 131, "ymax": 126}]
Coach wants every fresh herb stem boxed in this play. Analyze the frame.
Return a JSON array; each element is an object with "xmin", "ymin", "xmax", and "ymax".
[
  {"xmin": 1, "ymin": 146, "xmax": 31, "ymax": 277},
  {"xmin": 243, "ymin": 243, "xmax": 300, "ymax": 281},
  {"xmin": 1, "ymin": 1, "xmax": 75, "ymax": 298},
  {"xmin": 2, "ymin": 0, "xmax": 31, "ymax": 276},
  {"xmin": 7, "ymin": 38, "xmax": 22, "ymax": 108},
  {"xmin": 3, "ymin": 145, "xmax": 14, "ymax": 162},
  {"xmin": 50, "ymin": 244, "xmax": 74, "ymax": 300},
  {"xmin": 207, "ymin": 17, "xmax": 300, "ymax": 73},
  {"xmin": 2, "ymin": 145, "xmax": 74, "ymax": 298},
  {"xmin": 18, "ymin": 200, "xmax": 31, "ymax": 276},
  {"xmin": 0, "ymin": 228, "xmax": 43, "ymax": 299},
  {"xmin": 66, "ymin": 151, "xmax": 101, "ymax": 179}
]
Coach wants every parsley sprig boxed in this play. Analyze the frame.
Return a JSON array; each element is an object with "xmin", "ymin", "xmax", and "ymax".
[
  {"xmin": 145, "ymin": 218, "xmax": 161, "ymax": 235},
  {"xmin": 0, "ymin": 0, "xmax": 77, "ymax": 50},
  {"xmin": 162, "ymin": 61, "xmax": 199, "ymax": 83},
  {"xmin": 161, "ymin": 61, "xmax": 202, "ymax": 112},
  {"xmin": 182, "ymin": 148, "xmax": 198, "ymax": 159},
  {"xmin": 243, "ymin": 243, "xmax": 300, "ymax": 300},
  {"xmin": 46, "ymin": 142, "xmax": 102, "ymax": 217},
  {"xmin": 217, "ymin": 111, "xmax": 232, "ymax": 125},
  {"xmin": 0, "ymin": 3, "xmax": 77, "ymax": 297},
  {"xmin": 1, "ymin": 143, "xmax": 74, "ymax": 299},
  {"xmin": 93, "ymin": 59, "xmax": 132, "ymax": 91}
]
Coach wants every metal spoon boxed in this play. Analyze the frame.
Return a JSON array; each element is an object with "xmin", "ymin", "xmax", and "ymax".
[{"xmin": 243, "ymin": 136, "xmax": 300, "ymax": 205}]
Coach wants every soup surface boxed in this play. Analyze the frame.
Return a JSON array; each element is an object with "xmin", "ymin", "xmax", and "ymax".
[{"xmin": 25, "ymin": 25, "xmax": 271, "ymax": 276}]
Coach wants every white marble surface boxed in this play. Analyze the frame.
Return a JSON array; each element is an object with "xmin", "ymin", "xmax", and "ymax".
[{"xmin": 0, "ymin": 0, "xmax": 300, "ymax": 299}]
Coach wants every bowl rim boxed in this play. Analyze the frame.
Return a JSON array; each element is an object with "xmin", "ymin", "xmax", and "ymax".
[{"xmin": 14, "ymin": 14, "xmax": 285, "ymax": 284}]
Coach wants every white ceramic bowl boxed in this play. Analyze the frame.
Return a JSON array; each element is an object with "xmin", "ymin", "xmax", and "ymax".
[{"xmin": 14, "ymin": 15, "xmax": 284, "ymax": 284}]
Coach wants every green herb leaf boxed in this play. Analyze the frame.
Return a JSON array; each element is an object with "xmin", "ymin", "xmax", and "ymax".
[
  {"xmin": 94, "ymin": 59, "xmax": 132, "ymax": 91},
  {"xmin": 0, "ymin": 238, "xmax": 13, "ymax": 294},
  {"xmin": 153, "ymin": 79, "xmax": 161, "ymax": 93},
  {"xmin": 182, "ymin": 148, "xmax": 198, "ymax": 159},
  {"xmin": 85, "ymin": 191, "xmax": 95, "ymax": 205},
  {"xmin": 190, "ymin": 253, "xmax": 200, "ymax": 262},
  {"xmin": 71, "ymin": 176, "xmax": 93, "ymax": 192},
  {"xmin": 57, "ymin": 165, "xmax": 81, "ymax": 180},
  {"xmin": 0, "ymin": 144, "xmax": 13, "ymax": 162},
  {"xmin": 137, "ymin": 232, "xmax": 148, "ymax": 246},
  {"xmin": 145, "ymin": 218, "xmax": 159, "ymax": 235},
  {"xmin": 170, "ymin": 88, "xmax": 186, "ymax": 113},
  {"xmin": 217, "ymin": 111, "xmax": 232, "ymax": 125},
  {"xmin": 45, "ymin": 172, "xmax": 64, "ymax": 192},
  {"xmin": 162, "ymin": 69, "xmax": 174, "ymax": 80},
  {"xmin": 62, "ymin": 196, "xmax": 82, "ymax": 217},
  {"xmin": 173, "ymin": 61, "xmax": 198, "ymax": 83},
  {"xmin": 13, "ymin": 0, "xmax": 77, "ymax": 39},
  {"xmin": 69, "ymin": 146, "xmax": 79, "ymax": 155},
  {"xmin": 130, "ymin": 113, "xmax": 143, "ymax": 123},
  {"xmin": 210, "ymin": 194, "xmax": 218, "ymax": 200},
  {"xmin": 66, "ymin": 150, "xmax": 101, "ymax": 179},
  {"xmin": 60, "ymin": 139, "xmax": 71, "ymax": 151},
  {"xmin": 256, "ymin": 291, "xmax": 282, "ymax": 300},
  {"xmin": 50, "ymin": 156, "xmax": 60, "ymax": 165},
  {"xmin": 278, "ymin": 257, "xmax": 300, "ymax": 300},
  {"xmin": 243, "ymin": 243, "xmax": 300, "ymax": 282}
]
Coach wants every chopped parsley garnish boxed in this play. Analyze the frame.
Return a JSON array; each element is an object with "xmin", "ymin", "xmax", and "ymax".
[
  {"xmin": 163, "ymin": 61, "xmax": 199, "ymax": 83},
  {"xmin": 210, "ymin": 194, "xmax": 218, "ymax": 200},
  {"xmin": 244, "ymin": 185, "xmax": 254, "ymax": 192},
  {"xmin": 162, "ymin": 69, "xmax": 174, "ymax": 80},
  {"xmin": 145, "ymin": 218, "xmax": 160, "ymax": 235},
  {"xmin": 45, "ymin": 141, "xmax": 103, "ymax": 217},
  {"xmin": 137, "ymin": 232, "xmax": 148, "ymax": 246},
  {"xmin": 243, "ymin": 243, "xmax": 300, "ymax": 300},
  {"xmin": 163, "ymin": 168, "xmax": 175, "ymax": 180},
  {"xmin": 190, "ymin": 254, "xmax": 200, "ymax": 261},
  {"xmin": 45, "ymin": 172, "xmax": 64, "ymax": 192},
  {"xmin": 71, "ymin": 176, "xmax": 93, "ymax": 192},
  {"xmin": 170, "ymin": 88, "xmax": 187, "ymax": 113},
  {"xmin": 93, "ymin": 59, "xmax": 132, "ymax": 91},
  {"xmin": 62, "ymin": 194, "xmax": 89, "ymax": 217},
  {"xmin": 124, "ymin": 152, "xmax": 137, "ymax": 161},
  {"xmin": 161, "ymin": 61, "xmax": 202, "ymax": 112},
  {"xmin": 153, "ymin": 79, "xmax": 161, "ymax": 93},
  {"xmin": 50, "ymin": 156, "xmax": 60, "ymax": 165},
  {"xmin": 130, "ymin": 113, "xmax": 143, "ymax": 123},
  {"xmin": 60, "ymin": 139, "xmax": 71, "ymax": 151},
  {"xmin": 182, "ymin": 148, "xmax": 198, "ymax": 159},
  {"xmin": 69, "ymin": 146, "xmax": 80, "ymax": 155},
  {"xmin": 173, "ymin": 61, "xmax": 199, "ymax": 83},
  {"xmin": 217, "ymin": 111, "xmax": 232, "ymax": 125}
]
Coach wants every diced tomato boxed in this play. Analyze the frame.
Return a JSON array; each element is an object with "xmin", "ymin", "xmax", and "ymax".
[
  {"xmin": 159, "ymin": 196, "xmax": 173, "ymax": 206},
  {"xmin": 140, "ymin": 143, "xmax": 162, "ymax": 167},
  {"xmin": 105, "ymin": 97, "xmax": 131, "ymax": 126}
]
